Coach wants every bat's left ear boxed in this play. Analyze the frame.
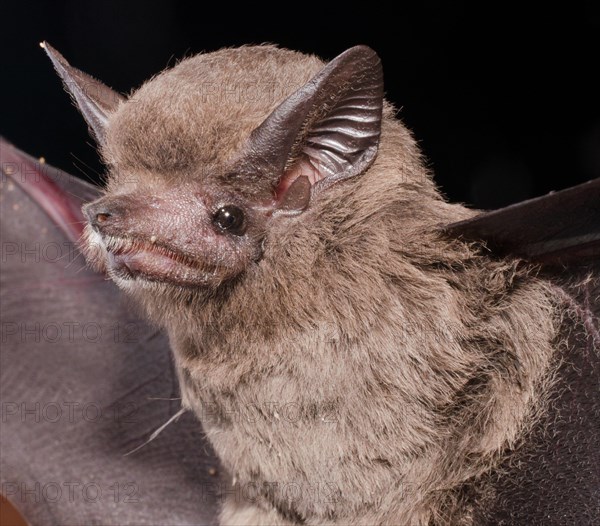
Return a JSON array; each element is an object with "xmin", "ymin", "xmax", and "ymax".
[
  {"xmin": 42, "ymin": 42, "xmax": 124, "ymax": 146},
  {"xmin": 242, "ymin": 45, "xmax": 384, "ymax": 214}
]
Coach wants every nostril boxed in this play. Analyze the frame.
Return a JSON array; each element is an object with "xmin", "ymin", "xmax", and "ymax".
[
  {"xmin": 96, "ymin": 213, "xmax": 111, "ymax": 223},
  {"xmin": 85, "ymin": 206, "xmax": 113, "ymax": 231},
  {"xmin": 83, "ymin": 198, "xmax": 121, "ymax": 231}
]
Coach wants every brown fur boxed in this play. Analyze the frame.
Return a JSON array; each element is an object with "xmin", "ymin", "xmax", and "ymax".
[{"xmin": 76, "ymin": 46, "xmax": 567, "ymax": 524}]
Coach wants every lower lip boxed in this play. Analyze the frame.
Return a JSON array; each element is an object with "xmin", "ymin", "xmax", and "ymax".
[
  {"xmin": 108, "ymin": 249, "xmax": 182, "ymax": 276},
  {"xmin": 106, "ymin": 244, "xmax": 205, "ymax": 286}
]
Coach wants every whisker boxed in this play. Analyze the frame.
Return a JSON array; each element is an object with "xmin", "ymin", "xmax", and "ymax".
[
  {"xmin": 70, "ymin": 152, "xmax": 103, "ymax": 180},
  {"xmin": 124, "ymin": 407, "xmax": 187, "ymax": 457}
]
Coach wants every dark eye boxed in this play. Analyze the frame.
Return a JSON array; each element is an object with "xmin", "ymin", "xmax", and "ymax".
[{"xmin": 212, "ymin": 205, "xmax": 246, "ymax": 236}]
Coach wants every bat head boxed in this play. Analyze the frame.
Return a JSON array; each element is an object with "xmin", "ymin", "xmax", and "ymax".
[{"xmin": 43, "ymin": 43, "xmax": 384, "ymax": 292}]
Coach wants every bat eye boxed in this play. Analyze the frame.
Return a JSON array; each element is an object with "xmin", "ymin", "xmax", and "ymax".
[{"xmin": 213, "ymin": 205, "xmax": 246, "ymax": 236}]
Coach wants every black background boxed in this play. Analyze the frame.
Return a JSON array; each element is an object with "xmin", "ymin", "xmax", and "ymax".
[{"xmin": 2, "ymin": 1, "xmax": 598, "ymax": 209}]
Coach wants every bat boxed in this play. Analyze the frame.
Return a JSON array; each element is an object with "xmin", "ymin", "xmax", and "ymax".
[{"xmin": 1, "ymin": 42, "xmax": 598, "ymax": 525}]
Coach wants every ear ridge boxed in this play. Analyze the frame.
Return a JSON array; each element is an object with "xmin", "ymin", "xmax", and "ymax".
[
  {"xmin": 244, "ymin": 46, "xmax": 383, "ymax": 208},
  {"xmin": 301, "ymin": 53, "xmax": 383, "ymax": 182},
  {"xmin": 41, "ymin": 42, "xmax": 125, "ymax": 145}
]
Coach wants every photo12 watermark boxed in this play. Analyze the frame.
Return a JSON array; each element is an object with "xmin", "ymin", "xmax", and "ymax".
[
  {"xmin": 1, "ymin": 321, "xmax": 141, "ymax": 344},
  {"xmin": 1, "ymin": 481, "xmax": 139, "ymax": 505},
  {"xmin": 1, "ymin": 400, "xmax": 138, "ymax": 425}
]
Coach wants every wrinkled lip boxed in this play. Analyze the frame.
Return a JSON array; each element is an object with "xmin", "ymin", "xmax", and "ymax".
[{"xmin": 102, "ymin": 236, "xmax": 214, "ymax": 286}]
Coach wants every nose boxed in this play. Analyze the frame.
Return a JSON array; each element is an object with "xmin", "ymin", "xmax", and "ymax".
[{"xmin": 83, "ymin": 200, "xmax": 115, "ymax": 231}]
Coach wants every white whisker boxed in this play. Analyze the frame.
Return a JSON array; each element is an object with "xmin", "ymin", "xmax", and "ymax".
[{"xmin": 124, "ymin": 407, "xmax": 187, "ymax": 457}]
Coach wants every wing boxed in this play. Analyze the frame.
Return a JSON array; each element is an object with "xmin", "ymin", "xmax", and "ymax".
[
  {"xmin": 473, "ymin": 265, "xmax": 599, "ymax": 525},
  {"xmin": 0, "ymin": 139, "xmax": 222, "ymax": 525},
  {"xmin": 445, "ymin": 178, "xmax": 600, "ymax": 266},
  {"xmin": 444, "ymin": 180, "xmax": 599, "ymax": 522}
]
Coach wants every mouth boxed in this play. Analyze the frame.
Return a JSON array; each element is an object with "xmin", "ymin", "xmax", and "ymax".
[{"xmin": 100, "ymin": 234, "xmax": 217, "ymax": 287}]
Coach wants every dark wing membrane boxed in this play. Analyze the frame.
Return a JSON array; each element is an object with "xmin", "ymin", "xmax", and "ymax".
[
  {"xmin": 445, "ymin": 178, "xmax": 600, "ymax": 265},
  {"xmin": 0, "ymin": 139, "xmax": 221, "ymax": 525},
  {"xmin": 474, "ymin": 264, "xmax": 599, "ymax": 524},
  {"xmin": 446, "ymin": 177, "xmax": 599, "ymax": 521}
]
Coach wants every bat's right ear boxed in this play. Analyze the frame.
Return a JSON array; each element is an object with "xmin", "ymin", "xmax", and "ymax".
[{"xmin": 41, "ymin": 42, "xmax": 124, "ymax": 145}]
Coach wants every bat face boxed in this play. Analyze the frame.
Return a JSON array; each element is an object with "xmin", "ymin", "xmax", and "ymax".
[
  {"xmin": 44, "ymin": 43, "xmax": 384, "ymax": 293},
  {"xmin": 81, "ymin": 173, "xmax": 267, "ymax": 289}
]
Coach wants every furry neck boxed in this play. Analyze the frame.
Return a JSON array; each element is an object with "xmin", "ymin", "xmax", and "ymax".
[{"xmin": 160, "ymin": 220, "xmax": 559, "ymax": 523}]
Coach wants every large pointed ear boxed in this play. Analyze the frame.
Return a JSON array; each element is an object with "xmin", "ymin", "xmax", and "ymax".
[
  {"xmin": 240, "ymin": 45, "xmax": 384, "ymax": 214},
  {"xmin": 41, "ymin": 42, "xmax": 124, "ymax": 145}
]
